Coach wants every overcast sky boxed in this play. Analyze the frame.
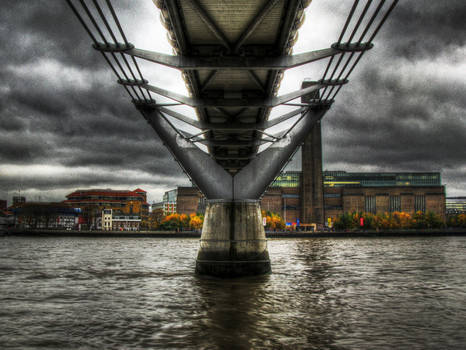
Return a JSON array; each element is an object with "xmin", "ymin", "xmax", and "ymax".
[{"xmin": 0, "ymin": 0, "xmax": 465, "ymax": 204}]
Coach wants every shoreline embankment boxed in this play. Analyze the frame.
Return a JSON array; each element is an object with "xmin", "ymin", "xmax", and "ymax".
[{"xmin": 3, "ymin": 228, "xmax": 466, "ymax": 238}]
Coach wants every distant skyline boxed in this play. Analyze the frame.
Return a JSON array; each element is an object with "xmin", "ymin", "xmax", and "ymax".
[{"xmin": 1, "ymin": 0, "xmax": 465, "ymax": 204}]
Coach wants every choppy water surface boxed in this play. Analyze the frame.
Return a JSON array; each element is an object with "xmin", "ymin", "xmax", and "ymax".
[{"xmin": 1, "ymin": 236, "xmax": 465, "ymax": 349}]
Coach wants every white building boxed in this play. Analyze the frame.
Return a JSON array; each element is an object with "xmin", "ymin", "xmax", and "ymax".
[
  {"xmin": 101, "ymin": 209, "xmax": 141, "ymax": 231},
  {"xmin": 102, "ymin": 209, "xmax": 112, "ymax": 231}
]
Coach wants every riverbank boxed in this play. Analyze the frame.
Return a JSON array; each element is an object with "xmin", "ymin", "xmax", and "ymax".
[{"xmin": 4, "ymin": 228, "xmax": 466, "ymax": 238}]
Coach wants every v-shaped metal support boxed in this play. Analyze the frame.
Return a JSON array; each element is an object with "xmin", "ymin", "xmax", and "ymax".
[{"xmin": 137, "ymin": 104, "xmax": 328, "ymax": 200}]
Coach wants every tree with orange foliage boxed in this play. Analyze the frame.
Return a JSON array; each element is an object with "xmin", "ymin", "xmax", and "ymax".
[
  {"xmin": 334, "ymin": 211, "xmax": 445, "ymax": 231},
  {"xmin": 180, "ymin": 213, "xmax": 190, "ymax": 228},
  {"xmin": 447, "ymin": 213, "xmax": 466, "ymax": 228},
  {"xmin": 160, "ymin": 213, "xmax": 183, "ymax": 231},
  {"xmin": 159, "ymin": 212, "xmax": 204, "ymax": 231},
  {"xmin": 189, "ymin": 213, "xmax": 204, "ymax": 230},
  {"xmin": 261, "ymin": 210, "xmax": 285, "ymax": 231}
]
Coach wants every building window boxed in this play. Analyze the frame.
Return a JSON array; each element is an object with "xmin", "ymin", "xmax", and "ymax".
[
  {"xmin": 389, "ymin": 196, "xmax": 401, "ymax": 212},
  {"xmin": 414, "ymin": 195, "xmax": 426, "ymax": 213},
  {"xmin": 364, "ymin": 195, "xmax": 376, "ymax": 214}
]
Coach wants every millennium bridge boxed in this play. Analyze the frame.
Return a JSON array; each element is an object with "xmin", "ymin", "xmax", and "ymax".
[{"xmin": 67, "ymin": 0, "xmax": 398, "ymax": 277}]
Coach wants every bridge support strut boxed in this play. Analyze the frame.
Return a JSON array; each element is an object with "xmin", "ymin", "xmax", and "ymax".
[{"xmin": 137, "ymin": 102, "xmax": 328, "ymax": 278}]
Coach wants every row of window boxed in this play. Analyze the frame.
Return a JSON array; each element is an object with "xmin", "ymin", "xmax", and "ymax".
[
  {"xmin": 68, "ymin": 196, "xmax": 144, "ymax": 201},
  {"xmin": 364, "ymin": 195, "xmax": 426, "ymax": 214},
  {"xmin": 271, "ymin": 172, "xmax": 441, "ymax": 188}
]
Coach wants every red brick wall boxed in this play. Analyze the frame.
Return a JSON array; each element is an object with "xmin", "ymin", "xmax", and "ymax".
[{"xmin": 176, "ymin": 187, "xmax": 202, "ymax": 215}]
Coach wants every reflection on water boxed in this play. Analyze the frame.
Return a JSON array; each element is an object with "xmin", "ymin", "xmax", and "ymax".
[{"xmin": 1, "ymin": 236, "xmax": 466, "ymax": 349}]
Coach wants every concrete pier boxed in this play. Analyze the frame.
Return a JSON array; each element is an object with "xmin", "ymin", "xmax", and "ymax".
[{"xmin": 195, "ymin": 200, "xmax": 271, "ymax": 278}]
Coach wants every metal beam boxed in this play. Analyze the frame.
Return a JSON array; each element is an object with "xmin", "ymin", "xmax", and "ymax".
[
  {"xmin": 158, "ymin": 107, "xmax": 203, "ymax": 129},
  {"xmin": 197, "ymin": 106, "xmax": 305, "ymax": 131},
  {"xmin": 276, "ymin": 0, "xmax": 300, "ymax": 54},
  {"xmin": 203, "ymin": 123, "xmax": 257, "ymax": 131},
  {"xmin": 197, "ymin": 106, "xmax": 306, "ymax": 131},
  {"xmin": 234, "ymin": 107, "xmax": 328, "ymax": 199},
  {"xmin": 265, "ymin": 83, "xmax": 323, "ymax": 107},
  {"xmin": 263, "ymin": 107, "xmax": 307, "ymax": 129},
  {"xmin": 233, "ymin": 0, "xmax": 281, "ymax": 53},
  {"xmin": 194, "ymin": 139, "xmax": 266, "ymax": 147},
  {"xmin": 216, "ymin": 107, "xmax": 247, "ymax": 120},
  {"xmin": 284, "ymin": 101, "xmax": 333, "ymax": 107},
  {"xmin": 247, "ymin": 70, "xmax": 266, "ymax": 92},
  {"xmin": 164, "ymin": 0, "xmax": 189, "ymax": 53},
  {"xmin": 143, "ymin": 83, "xmax": 323, "ymax": 108},
  {"xmin": 143, "ymin": 84, "xmax": 200, "ymax": 106},
  {"xmin": 139, "ymin": 106, "xmax": 233, "ymax": 199},
  {"xmin": 159, "ymin": 106, "xmax": 305, "ymax": 135},
  {"xmin": 126, "ymin": 47, "xmax": 338, "ymax": 70},
  {"xmin": 159, "ymin": 103, "xmax": 298, "ymax": 131},
  {"xmin": 214, "ymin": 155, "xmax": 254, "ymax": 160},
  {"xmin": 200, "ymin": 70, "xmax": 217, "ymax": 91},
  {"xmin": 186, "ymin": 0, "xmax": 232, "ymax": 52}
]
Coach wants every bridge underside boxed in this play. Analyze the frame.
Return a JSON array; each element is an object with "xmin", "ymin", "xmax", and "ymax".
[
  {"xmin": 154, "ymin": 0, "xmax": 310, "ymax": 173},
  {"xmin": 68, "ymin": 0, "xmax": 397, "ymax": 277}
]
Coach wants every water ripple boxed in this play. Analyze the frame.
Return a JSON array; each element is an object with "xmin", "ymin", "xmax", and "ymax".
[{"xmin": 0, "ymin": 236, "xmax": 465, "ymax": 349}]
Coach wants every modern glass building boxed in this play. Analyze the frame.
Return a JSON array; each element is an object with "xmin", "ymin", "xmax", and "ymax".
[
  {"xmin": 162, "ymin": 189, "xmax": 178, "ymax": 214},
  {"xmin": 324, "ymin": 171, "xmax": 441, "ymax": 187},
  {"xmin": 270, "ymin": 171, "xmax": 301, "ymax": 188},
  {"xmin": 63, "ymin": 188, "xmax": 149, "ymax": 229},
  {"xmin": 270, "ymin": 171, "xmax": 441, "ymax": 188},
  {"xmin": 446, "ymin": 197, "xmax": 466, "ymax": 214}
]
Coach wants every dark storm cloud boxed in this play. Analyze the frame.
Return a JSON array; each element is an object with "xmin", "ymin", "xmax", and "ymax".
[
  {"xmin": 0, "ymin": 0, "xmax": 187, "ymax": 201},
  {"xmin": 319, "ymin": 0, "xmax": 466, "ymax": 196},
  {"xmin": 0, "ymin": 136, "xmax": 48, "ymax": 162},
  {"xmin": 58, "ymin": 137, "xmax": 180, "ymax": 176},
  {"xmin": 325, "ymin": 63, "xmax": 466, "ymax": 168},
  {"xmin": 0, "ymin": 168, "xmax": 182, "ymax": 191},
  {"xmin": 325, "ymin": 106, "xmax": 466, "ymax": 168},
  {"xmin": 381, "ymin": 0, "xmax": 466, "ymax": 59},
  {"xmin": 0, "ymin": 1, "xmax": 106, "ymax": 70},
  {"xmin": 0, "ymin": 0, "xmax": 464, "ymax": 201}
]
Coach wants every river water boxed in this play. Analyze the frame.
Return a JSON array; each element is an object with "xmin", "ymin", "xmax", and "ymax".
[{"xmin": 1, "ymin": 236, "xmax": 465, "ymax": 349}]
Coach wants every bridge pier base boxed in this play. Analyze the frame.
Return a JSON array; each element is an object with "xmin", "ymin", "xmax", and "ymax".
[{"xmin": 195, "ymin": 200, "xmax": 271, "ymax": 278}]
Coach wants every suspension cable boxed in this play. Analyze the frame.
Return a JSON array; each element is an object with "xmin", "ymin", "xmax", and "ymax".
[
  {"xmin": 329, "ymin": 0, "xmax": 399, "ymax": 101},
  {"xmin": 67, "ymin": 0, "xmax": 137, "ymax": 101},
  {"xmin": 103, "ymin": 0, "xmax": 154, "ymax": 102},
  {"xmin": 89, "ymin": 0, "xmax": 146, "ymax": 101},
  {"xmin": 347, "ymin": 0, "xmax": 373, "ymax": 43},
  {"xmin": 337, "ymin": 0, "xmax": 360, "ymax": 44},
  {"xmin": 105, "ymin": 0, "xmax": 128, "ymax": 43},
  {"xmin": 323, "ymin": 0, "xmax": 386, "ymax": 100},
  {"xmin": 91, "ymin": 0, "xmax": 118, "ymax": 43},
  {"xmin": 320, "ymin": 0, "xmax": 374, "ymax": 100},
  {"xmin": 320, "ymin": 0, "xmax": 359, "ymax": 92}
]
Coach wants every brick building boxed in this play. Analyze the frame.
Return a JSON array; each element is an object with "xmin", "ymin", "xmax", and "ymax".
[
  {"xmin": 176, "ymin": 187, "xmax": 203, "ymax": 214},
  {"xmin": 172, "ymin": 170, "xmax": 446, "ymax": 226},
  {"xmin": 266, "ymin": 171, "xmax": 445, "ymax": 225},
  {"xmin": 63, "ymin": 188, "xmax": 149, "ymax": 230},
  {"xmin": 162, "ymin": 187, "xmax": 203, "ymax": 215}
]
